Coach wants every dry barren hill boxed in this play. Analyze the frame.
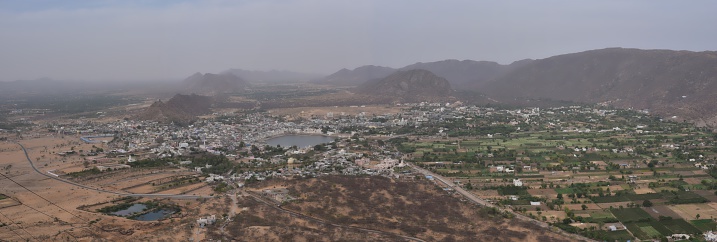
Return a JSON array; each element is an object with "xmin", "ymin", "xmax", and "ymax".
[
  {"xmin": 136, "ymin": 93, "xmax": 213, "ymax": 125},
  {"xmin": 482, "ymin": 48, "xmax": 717, "ymax": 126},
  {"xmin": 183, "ymin": 72, "xmax": 249, "ymax": 94},
  {"xmin": 215, "ymin": 176, "xmax": 571, "ymax": 241},
  {"xmin": 356, "ymin": 69, "xmax": 453, "ymax": 102}
]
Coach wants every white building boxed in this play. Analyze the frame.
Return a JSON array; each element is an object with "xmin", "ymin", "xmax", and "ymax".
[
  {"xmin": 705, "ymin": 231, "xmax": 717, "ymax": 242},
  {"xmin": 671, "ymin": 234, "xmax": 690, "ymax": 240},
  {"xmin": 197, "ymin": 215, "xmax": 217, "ymax": 227},
  {"xmin": 513, "ymin": 179, "xmax": 523, "ymax": 187}
]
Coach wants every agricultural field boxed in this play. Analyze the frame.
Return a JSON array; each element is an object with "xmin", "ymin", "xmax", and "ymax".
[
  {"xmin": 691, "ymin": 219, "xmax": 717, "ymax": 232},
  {"xmin": 395, "ymin": 106, "xmax": 717, "ymax": 241}
]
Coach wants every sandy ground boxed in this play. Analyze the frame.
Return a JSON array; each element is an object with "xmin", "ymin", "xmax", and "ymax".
[
  {"xmin": 670, "ymin": 203, "xmax": 717, "ymax": 220},
  {"xmin": 528, "ymin": 188, "xmax": 557, "ymax": 198},
  {"xmin": 0, "ymin": 131, "xmax": 216, "ymax": 240},
  {"xmin": 596, "ymin": 201, "xmax": 633, "ymax": 209},
  {"xmin": 633, "ymin": 187, "xmax": 656, "ymax": 194},
  {"xmin": 564, "ymin": 203, "xmax": 601, "ymax": 210},
  {"xmin": 541, "ymin": 210, "xmax": 568, "ymax": 222}
]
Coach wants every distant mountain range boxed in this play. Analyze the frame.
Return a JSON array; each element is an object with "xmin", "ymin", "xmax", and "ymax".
[
  {"xmin": 4, "ymin": 47, "xmax": 717, "ymax": 126},
  {"xmin": 183, "ymin": 72, "xmax": 249, "ymax": 94},
  {"xmin": 222, "ymin": 69, "xmax": 322, "ymax": 82},
  {"xmin": 315, "ymin": 59, "xmax": 532, "ymax": 89},
  {"xmin": 319, "ymin": 48, "xmax": 717, "ymax": 126}
]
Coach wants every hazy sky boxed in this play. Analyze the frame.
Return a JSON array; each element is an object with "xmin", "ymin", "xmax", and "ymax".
[{"xmin": 1, "ymin": 0, "xmax": 716, "ymax": 82}]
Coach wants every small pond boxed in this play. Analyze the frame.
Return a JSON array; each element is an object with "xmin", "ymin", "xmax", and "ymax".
[
  {"xmin": 133, "ymin": 209, "xmax": 177, "ymax": 221},
  {"xmin": 112, "ymin": 204, "xmax": 147, "ymax": 216}
]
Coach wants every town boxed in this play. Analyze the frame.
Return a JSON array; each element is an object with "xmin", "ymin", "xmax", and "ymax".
[{"xmin": 3, "ymin": 100, "xmax": 717, "ymax": 241}]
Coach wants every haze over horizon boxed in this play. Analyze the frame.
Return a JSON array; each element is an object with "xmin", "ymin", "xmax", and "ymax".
[{"xmin": 1, "ymin": 0, "xmax": 716, "ymax": 82}]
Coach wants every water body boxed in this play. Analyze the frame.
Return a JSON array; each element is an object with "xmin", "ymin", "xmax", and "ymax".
[
  {"xmin": 112, "ymin": 204, "xmax": 147, "ymax": 216},
  {"xmin": 134, "ymin": 209, "xmax": 176, "ymax": 221},
  {"xmin": 266, "ymin": 135, "xmax": 335, "ymax": 148}
]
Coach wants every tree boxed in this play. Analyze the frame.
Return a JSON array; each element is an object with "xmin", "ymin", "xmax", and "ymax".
[
  {"xmin": 642, "ymin": 199, "xmax": 653, "ymax": 207},
  {"xmin": 581, "ymin": 204, "xmax": 588, "ymax": 210},
  {"xmin": 696, "ymin": 214, "xmax": 701, "ymax": 219}
]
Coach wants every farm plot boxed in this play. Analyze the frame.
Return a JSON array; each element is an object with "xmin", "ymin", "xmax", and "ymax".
[
  {"xmin": 625, "ymin": 221, "xmax": 671, "ymax": 240},
  {"xmin": 642, "ymin": 205, "xmax": 682, "ymax": 220},
  {"xmin": 659, "ymin": 219, "xmax": 701, "ymax": 234},
  {"xmin": 690, "ymin": 219, "xmax": 717, "ymax": 232},
  {"xmin": 588, "ymin": 210, "xmax": 616, "ymax": 222},
  {"xmin": 604, "ymin": 230, "xmax": 634, "ymax": 241},
  {"xmin": 611, "ymin": 208, "xmax": 652, "ymax": 223},
  {"xmin": 671, "ymin": 203, "xmax": 717, "ymax": 220}
]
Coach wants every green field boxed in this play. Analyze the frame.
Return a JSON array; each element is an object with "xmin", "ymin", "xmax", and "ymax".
[
  {"xmin": 554, "ymin": 188, "xmax": 575, "ymax": 194},
  {"xmin": 592, "ymin": 196, "xmax": 630, "ymax": 203},
  {"xmin": 662, "ymin": 191, "xmax": 709, "ymax": 204},
  {"xmin": 625, "ymin": 221, "xmax": 672, "ymax": 240},
  {"xmin": 625, "ymin": 223, "xmax": 650, "ymax": 239},
  {"xmin": 660, "ymin": 219, "xmax": 701, "ymax": 234},
  {"xmin": 612, "ymin": 208, "xmax": 652, "ymax": 223},
  {"xmin": 589, "ymin": 210, "xmax": 616, "ymax": 220},
  {"xmin": 639, "ymin": 226, "xmax": 662, "ymax": 238},
  {"xmin": 690, "ymin": 219, "xmax": 717, "ymax": 232},
  {"xmin": 626, "ymin": 193, "xmax": 663, "ymax": 201},
  {"xmin": 604, "ymin": 230, "xmax": 634, "ymax": 241}
]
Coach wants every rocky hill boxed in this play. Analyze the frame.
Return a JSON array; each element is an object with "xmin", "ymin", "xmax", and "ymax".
[
  {"xmin": 316, "ymin": 65, "xmax": 396, "ymax": 86},
  {"xmin": 136, "ymin": 94, "xmax": 213, "ymax": 126},
  {"xmin": 183, "ymin": 72, "xmax": 249, "ymax": 94},
  {"xmin": 356, "ymin": 69, "xmax": 452, "ymax": 102},
  {"xmin": 482, "ymin": 48, "xmax": 717, "ymax": 126}
]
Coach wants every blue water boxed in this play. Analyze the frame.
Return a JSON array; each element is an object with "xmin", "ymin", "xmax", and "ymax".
[
  {"xmin": 266, "ymin": 135, "xmax": 335, "ymax": 148},
  {"xmin": 134, "ymin": 209, "xmax": 176, "ymax": 221},
  {"xmin": 112, "ymin": 204, "xmax": 147, "ymax": 216}
]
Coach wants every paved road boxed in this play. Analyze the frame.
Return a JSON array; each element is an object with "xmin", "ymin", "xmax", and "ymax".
[
  {"xmin": 14, "ymin": 142, "xmax": 211, "ymax": 199},
  {"xmin": 245, "ymin": 191, "xmax": 426, "ymax": 242},
  {"xmin": 408, "ymin": 163, "xmax": 597, "ymax": 242},
  {"xmin": 409, "ymin": 163, "xmax": 494, "ymax": 207}
]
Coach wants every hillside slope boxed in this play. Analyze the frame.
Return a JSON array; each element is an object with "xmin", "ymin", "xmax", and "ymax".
[
  {"xmin": 136, "ymin": 94, "xmax": 213, "ymax": 125},
  {"xmin": 316, "ymin": 65, "xmax": 396, "ymax": 86},
  {"xmin": 400, "ymin": 59, "xmax": 532, "ymax": 89},
  {"xmin": 483, "ymin": 48, "xmax": 717, "ymax": 126},
  {"xmin": 356, "ymin": 69, "xmax": 452, "ymax": 102}
]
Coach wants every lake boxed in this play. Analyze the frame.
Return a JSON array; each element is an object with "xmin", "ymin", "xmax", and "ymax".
[{"xmin": 266, "ymin": 135, "xmax": 335, "ymax": 148}]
